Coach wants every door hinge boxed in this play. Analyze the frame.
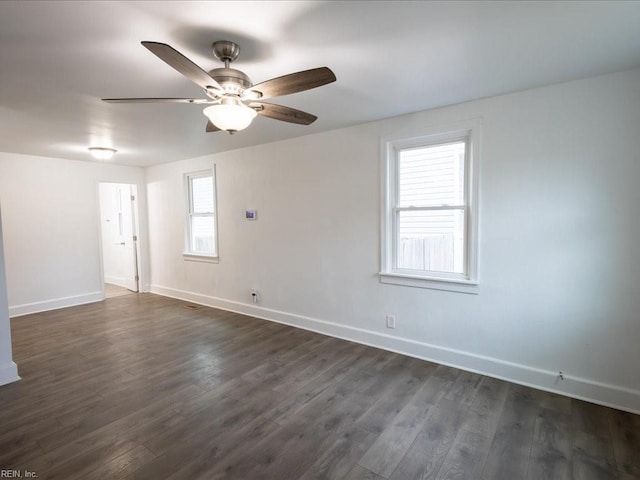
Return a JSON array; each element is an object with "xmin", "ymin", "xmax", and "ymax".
[
  {"xmin": 131, "ymin": 195, "xmax": 135, "ymax": 201},
  {"xmin": 135, "ymin": 275, "xmax": 139, "ymax": 281},
  {"xmin": 132, "ymin": 235, "xmax": 138, "ymax": 241}
]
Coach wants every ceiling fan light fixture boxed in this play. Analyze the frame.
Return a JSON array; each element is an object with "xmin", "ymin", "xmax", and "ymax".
[
  {"xmin": 103, "ymin": 41, "xmax": 335, "ymax": 134},
  {"xmin": 88, "ymin": 147, "xmax": 117, "ymax": 160},
  {"xmin": 203, "ymin": 98, "xmax": 257, "ymax": 133}
]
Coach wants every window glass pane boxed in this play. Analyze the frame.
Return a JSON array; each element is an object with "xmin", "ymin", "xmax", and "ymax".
[
  {"xmin": 398, "ymin": 141, "xmax": 465, "ymax": 207},
  {"xmin": 191, "ymin": 176, "xmax": 214, "ymax": 213},
  {"xmin": 397, "ymin": 209, "xmax": 465, "ymax": 274},
  {"xmin": 190, "ymin": 216, "xmax": 215, "ymax": 254}
]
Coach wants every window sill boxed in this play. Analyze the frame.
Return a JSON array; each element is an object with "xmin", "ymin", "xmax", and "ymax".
[
  {"xmin": 183, "ymin": 253, "xmax": 219, "ymax": 264},
  {"xmin": 379, "ymin": 272, "xmax": 478, "ymax": 294}
]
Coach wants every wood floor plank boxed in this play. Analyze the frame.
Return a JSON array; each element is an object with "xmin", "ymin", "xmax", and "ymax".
[
  {"xmin": 388, "ymin": 371, "xmax": 485, "ymax": 480},
  {"xmin": 0, "ymin": 381, "xmax": 103, "ymax": 424},
  {"xmin": 241, "ymin": 422, "xmax": 351, "ymax": 480},
  {"xmin": 388, "ymin": 398, "xmax": 467, "ymax": 480},
  {"xmin": 343, "ymin": 465, "xmax": 386, "ymax": 480},
  {"xmin": 203, "ymin": 372, "xmax": 387, "ymax": 479},
  {"xmin": 356, "ymin": 358, "xmax": 436, "ymax": 435},
  {"xmin": 226, "ymin": 336, "xmax": 355, "ymax": 400},
  {"xmin": 263, "ymin": 344, "xmax": 384, "ymax": 424},
  {"xmin": 431, "ymin": 377, "xmax": 512, "ymax": 480},
  {"xmin": 24, "ymin": 384, "xmax": 202, "ymax": 473},
  {"xmin": 0, "ymin": 416, "xmax": 60, "ymax": 464},
  {"xmin": 2, "ymin": 293, "xmax": 637, "ymax": 480},
  {"xmin": 298, "ymin": 426, "xmax": 378, "ymax": 480},
  {"xmin": 480, "ymin": 384, "xmax": 540, "ymax": 480},
  {"xmin": 129, "ymin": 413, "xmax": 274, "ymax": 480},
  {"xmin": 620, "ymin": 474, "xmax": 640, "ymax": 480},
  {"xmin": 609, "ymin": 409, "xmax": 640, "ymax": 478},
  {"xmin": 358, "ymin": 365, "xmax": 460, "ymax": 478},
  {"xmin": 443, "ymin": 370, "xmax": 483, "ymax": 407},
  {"xmin": 459, "ymin": 376, "xmax": 509, "ymax": 436},
  {"xmin": 38, "ymin": 439, "xmax": 143, "ymax": 480},
  {"xmin": 36, "ymin": 384, "xmax": 205, "ymax": 453},
  {"xmin": 77, "ymin": 444, "xmax": 156, "ymax": 479},
  {"xmin": 572, "ymin": 399, "xmax": 613, "ymax": 439},
  {"xmin": 157, "ymin": 417, "xmax": 279, "ymax": 480},
  {"xmin": 572, "ymin": 431, "xmax": 620, "ymax": 480},
  {"xmin": 143, "ymin": 395, "xmax": 243, "ymax": 456},
  {"xmin": 434, "ymin": 429, "xmax": 493, "ymax": 480},
  {"xmin": 526, "ymin": 407, "xmax": 573, "ymax": 480}
]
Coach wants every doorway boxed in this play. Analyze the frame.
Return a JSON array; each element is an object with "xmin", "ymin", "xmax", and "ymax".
[{"xmin": 98, "ymin": 183, "xmax": 140, "ymax": 297}]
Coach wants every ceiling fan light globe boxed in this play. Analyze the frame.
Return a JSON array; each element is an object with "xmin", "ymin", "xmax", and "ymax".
[{"xmin": 203, "ymin": 103, "xmax": 257, "ymax": 132}]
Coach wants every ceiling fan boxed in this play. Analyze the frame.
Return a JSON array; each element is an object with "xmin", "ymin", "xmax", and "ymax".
[{"xmin": 103, "ymin": 41, "xmax": 336, "ymax": 134}]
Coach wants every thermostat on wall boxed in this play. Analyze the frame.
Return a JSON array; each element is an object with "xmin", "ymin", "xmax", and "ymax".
[{"xmin": 245, "ymin": 210, "xmax": 257, "ymax": 220}]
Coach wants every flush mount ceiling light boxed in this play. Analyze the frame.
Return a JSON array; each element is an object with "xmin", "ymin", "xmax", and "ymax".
[
  {"xmin": 102, "ymin": 40, "xmax": 336, "ymax": 134},
  {"xmin": 88, "ymin": 147, "xmax": 117, "ymax": 160}
]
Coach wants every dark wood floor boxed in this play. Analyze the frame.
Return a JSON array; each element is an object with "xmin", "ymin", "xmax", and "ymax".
[{"xmin": 2, "ymin": 294, "xmax": 639, "ymax": 480}]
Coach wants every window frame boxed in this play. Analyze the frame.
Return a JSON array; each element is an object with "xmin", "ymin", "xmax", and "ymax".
[
  {"xmin": 183, "ymin": 168, "xmax": 219, "ymax": 263},
  {"xmin": 380, "ymin": 120, "xmax": 480, "ymax": 293}
]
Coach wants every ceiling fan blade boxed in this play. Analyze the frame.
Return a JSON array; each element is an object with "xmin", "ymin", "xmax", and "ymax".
[
  {"xmin": 102, "ymin": 97, "xmax": 212, "ymax": 104},
  {"xmin": 206, "ymin": 120, "xmax": 221, "ymax": 133},
  {"xmin": 141, "ymin": 41, "xmax": 222, "ymax": 92},
  {"xmin": 250, "ymin": 102, "xmax": 317, "ymax": 125},
  {"xmin": 244, "ymin": 67, "xmax": 336, "ymax": 100}
]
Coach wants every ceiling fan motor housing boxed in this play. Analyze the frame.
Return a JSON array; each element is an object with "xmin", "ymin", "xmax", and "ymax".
[
  {"xmin": 208, "ymin": 67, "xmax": 252, "ymax": 95},
  {"xmin": 212, "ymin": 40, "xmax": 240, "ymax": 63}
]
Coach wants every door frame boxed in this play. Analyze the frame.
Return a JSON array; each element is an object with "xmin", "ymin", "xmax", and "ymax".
[{"xmin": 97, "ymin": 182, "xmax": 142, "ymax": 298}]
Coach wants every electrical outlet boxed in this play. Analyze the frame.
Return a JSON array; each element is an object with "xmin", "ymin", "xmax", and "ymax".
[{"xmin": 386, "ymin": 315, "xmax": 396, "ymax": 329}]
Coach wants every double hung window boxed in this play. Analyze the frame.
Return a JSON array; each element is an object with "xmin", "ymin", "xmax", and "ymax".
[
  {"xmin": 185, "ymin": 169, "xmax": 218, "ymax": 260},
  {"xmin": 380, "ymin": 121, "xmax": 479, "ymax": 293}
]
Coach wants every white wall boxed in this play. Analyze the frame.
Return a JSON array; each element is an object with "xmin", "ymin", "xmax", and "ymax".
[
  {"xmin": 0, "ymin": 206, "xmax": 19, "ymax": 385},
  {"xmin": 0, "ymin": 153, "xmax": 148, "ymax": 316},
  {"xmin": 147, "ymin": 67, "xmax": 640, "ymax": 413}
]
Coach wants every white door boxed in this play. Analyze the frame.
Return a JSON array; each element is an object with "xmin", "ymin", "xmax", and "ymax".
[{"xmin": 99, "ymin": 183, "xmax": 139, "ymax": 292}]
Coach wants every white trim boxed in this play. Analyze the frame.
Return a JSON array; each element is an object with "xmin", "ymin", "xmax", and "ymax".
[
  {"xmin": 9, "ymin": 291, "xmax": 103, "ymax": 318},
  {"xmin": 150, "ymin": 284, "xmax": 640, "ymax": 415},
  {"xmin": 0, "ymin": 361, "xmax": 20, "ymax": 387},
  {"xmin": 182, "ymin": 253, "xmax": 219, "ymax": 264},
  {"xmin": 97, "ymin": 181, "xmax": 143, "ymax": 293},
  {"xmin": 379, "ymin": 272, "xmax": 479, "ymax": 294}
]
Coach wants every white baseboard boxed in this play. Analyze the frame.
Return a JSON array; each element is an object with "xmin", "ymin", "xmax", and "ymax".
[
  {"xmin": 0, "ymin": 361, "xmax": 20, "ymax": 387},
  {"xmin": 151, "ymin": 284, "xmax": 640, "ymax": 414},
  {"xmin": 9, "ymin": 291, "xmax": 104, "ymax": 318}
]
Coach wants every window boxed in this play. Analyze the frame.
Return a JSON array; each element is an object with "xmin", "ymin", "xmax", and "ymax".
[
  {"xmin": 380, "ymin": 120, "xmax": 479, "ymax": 293},
  {"xmin": 184, "ymin": 169, "xmax": 218, "ymax": 261}
]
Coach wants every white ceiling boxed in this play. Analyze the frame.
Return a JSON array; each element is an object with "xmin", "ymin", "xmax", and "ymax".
[{"xmin": 1, "ymin": 1, "xmax": 640, "ymax": 167}]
